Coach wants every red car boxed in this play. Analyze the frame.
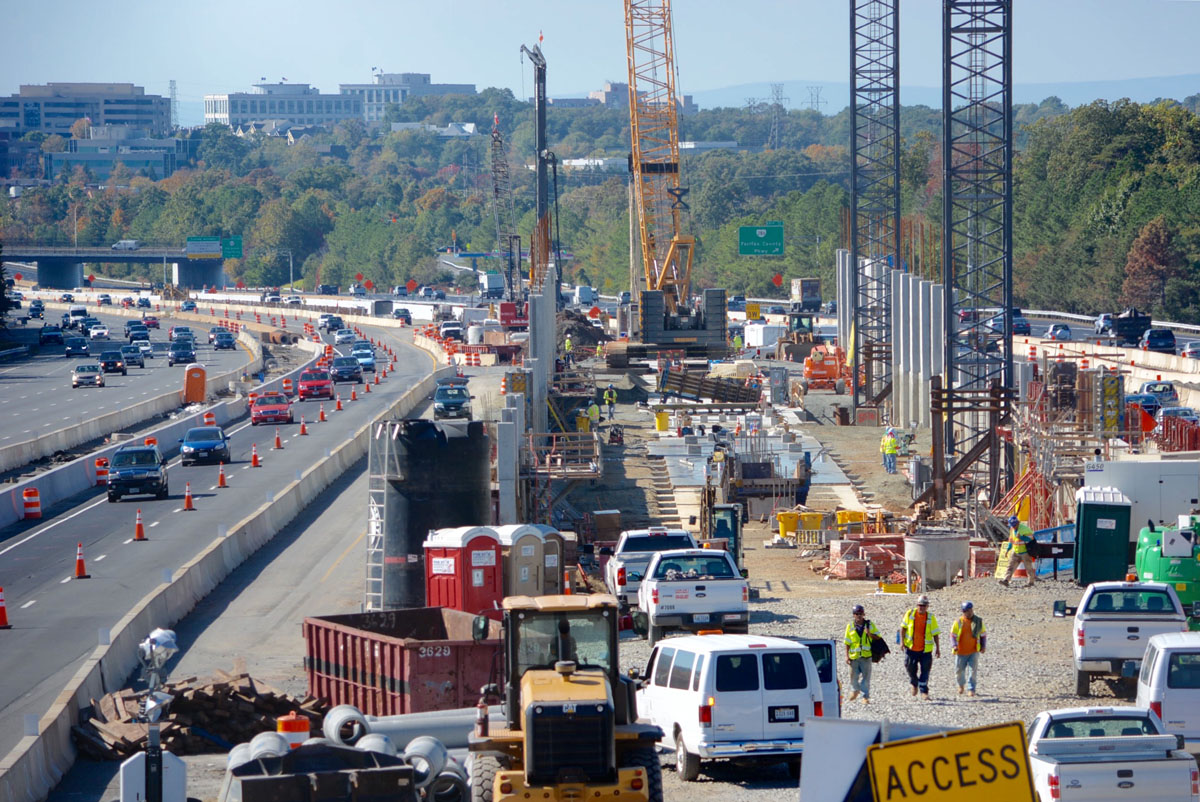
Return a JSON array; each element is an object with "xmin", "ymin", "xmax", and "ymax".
[
  {"xmin": 142, "ymin": 315, "xmax": 160, "ymax": 329},
  {"xmin": 297, "ymin": 369, "xmax": 334, "ymax": 400},
  {"xmin": 250, "ymin": 392, "xmax": 294, "ymax": 425}
]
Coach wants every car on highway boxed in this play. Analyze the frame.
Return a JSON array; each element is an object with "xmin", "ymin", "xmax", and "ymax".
[
  {"xmin": 88, "ymin": 323, "xmax": 110, "ymax": 340},
  {"xmin": 317, "ymin": 313, "xmax": 334, "ymax": 330},
  {"xmin": 263, "ymin": 294, "xmax": 281, "ymax": 303},
  {"xmin": 957, "ymin": 308, "xmax": 982, "ymax": 324},
  {"xmin": 60, "ymin": 293, "xmax": 74, "ymax": 303},
  {"xmin": 98, "ymin": 350, "xmax": 127, "ymax": 375},
  {"xmin": 1095, "ymin": 313, "xmax": 1114, "ymax": 335},
  {"xmin": 1183, "ymin": 341, "xmax": 1200, "ymax": 360},
  {"xmin": 1140, "ymin": 328, "xmax": 1177, "ymax": 355},
  {"xmin": 28, "ymin": 300, "xmax": 44, "ymax": 318},
  {"xmin": 63, "ymin": 337, "xmax": 90, "ymax": 357},
  {"xmin": 97, "ymin": 293, "xmax": 112, "ymax": 305},
  {"xmin": 1012, "ymin": 314, "xmax": 1031, "ymax": 336},
  {"xmin": 71, "ymin": 363, "xmax": 104, "ymax": 388},
  {"xmin": 136, "ymin": 340, "xmax": 154, "ymax": 359},
  {"xmin": 392, "ymin": 285, "xmax": 409, "ymax": 297},
  {"xmin": 392, "ymin": 308, "xmax": 412, "ymax": 325},
  {"xmin": 351, "ymin": 346, "xmax": 376, "ymax": 372},
  {"xmin": 141, "ymin": 315, "xmax": 160, "ymax": 329},
  {"xmin": 329, "ymin": 356, "xmax": 363, "ymax": 384},
  {"xmin": 179, "ymin": 426, "xmax": 231, "ymax": 466},
  {"xmin": 129, "ymin": 329, "xmax": 150, "ymax": 347},
  {"xmin": 1046, "ymin": 323, "xmax": 1072, "ymax": 341},
  {"xmin": 298, "ymin": 369, "xmax": 335, "ymax": 400},
  {"xmin": 348, "ymin": 284, "xmax": 366, "ymax": 297},
  {"xmin": 180, "ymin": 300, "xmax": 197, "ymax": 312},
  {"xmin": 111, "ymin": 239, "xmax": 141, "ymax": 250},
  {"xmin": 768, "ymin": 305, "xmax": 787, "ymax": 315},
  {"xmin": 1140, "ymin": 381, "xmax": 1179, "ymax": 405},
  {"xmin": 283, "ymin": 295, "xmax": 302, "ymax": 305},
  {"xmin": 250, "ymin": 392, "xmax": 294, "ymax": 425},
  {"xmin": 1125, "ymin": 393, "xmax": 1162, "ymax": 420},
  {"xmin": 212, "ymin": 331, "xmax": 236, "ymax": 350},
  {"xmin": 169, "ymin": 325, "xmax": 193, "ymax": 341},
  {"xmin": 107, "ymin": 444, "xmax": 169, "ymax": 502},
  {"xmin": 136, "ymin": 297, "xmax": 152, "ymax": 309},
  {"xmin": 334, "ymin": 328, "xmax": 356, "ymax": 345},
  {"xmin": 167, "ymin": 341, "xmax": 196, "ymax": 366},
  {"xmin": 1155, "ymin": 406, "xmax": 1199, "ymax": 434},
  {"xmin": 120, "ymin": 344, "xmax": 145, "ymax": 368},
  {"xmin": 124, "ymin": 320, "xmax": 148, "ymax": 338},
  {"xmin": 208, "ymin": 326, "xmax": 226, "ymax": 344},
  {"xmin": 39, "ymin": 324, "xmax": 64, "ymax": 345},
  {"xmin": 433, "ymin": 382, "xmax": 472, "ymax": 420}
]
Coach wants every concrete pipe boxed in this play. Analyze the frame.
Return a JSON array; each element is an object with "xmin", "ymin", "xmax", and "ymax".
[
  {"xmin": 404, "ymin": 735, "xmax": 450, "ymax": 788},
  {"xmin": 357, "ymin": 733, "xmax": 399, "ymax": 757},
  {"xmin": 248, "ymin": 731, "xmax": 292, "ymax": 761}
]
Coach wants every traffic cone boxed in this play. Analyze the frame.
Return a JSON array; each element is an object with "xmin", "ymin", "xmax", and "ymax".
[
  {"xmin": 217, "ymin": 462, "xmax": 227, "ymax": 488},
  {"xmin": 374, "ymin": 372, "xmax": 380, "ymax": 386},
  {"xmin": 183, "ymin": 483, "xmax": 195, "ymax": 511},
  {"xmin": 335, "ymin": 395, "xmax": 343, "ymax": 411},
  {"xmin": 351, "ymin": 388, "xmax": 358, "ymax": 402},
  {"xmin": 251, "ymin": 444, "xmax": 261, "ymax": 467},
  {"xmin": 74, "ymin": 543, "xmax": 90, "ymax": 579},
  {"xmin": 0, "ymin": 586, "xmax": 10, "ymax": 628},
  {"xmin": 274, "ymin": 429, "xmax": 284, "ymax": 450},
  {"xmin": 319, "ymin": 404, "xmax": 327, "ymax": 422},
  {"xmin": 363, "ymin": 381, "xmax": 371, "ymax": 394},
  {"xmin": 299, "ymin": 418, "xmax": 308, "ymax": 436},
  {"xmin": 134, "ymin": 509, "xmax": 146, "ymax": 541}
]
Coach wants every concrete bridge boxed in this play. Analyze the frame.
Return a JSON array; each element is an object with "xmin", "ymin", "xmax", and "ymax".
[{"xmin": 2, "ymin": 245, "xmax": 226, "ymax": 289}]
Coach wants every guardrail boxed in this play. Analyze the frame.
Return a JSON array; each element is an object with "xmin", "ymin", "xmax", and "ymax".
[{"xmin": 0, "ymin": 344, "xmax": 445, "ymax": 802}]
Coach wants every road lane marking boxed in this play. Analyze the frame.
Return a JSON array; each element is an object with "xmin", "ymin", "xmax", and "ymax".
[
  {"xmin": 20, "ymin": 600, "xmax": 36, "ymax": 609},
  {"xmin": 0, "ymin": 495, "xmax": 110, "ymax": 558},
  {"xmin": 95, "ymin": 554, "xmax": 107, "ymax": 562},
  {"xmin": 321, "ymin": 530, "xmax": 366, "ymax": 583},
  {"xmin": 123, "ymin": 538, "xmax": 133, "ymax": 544},
  {"xmin": 149, "ymin": 521, "xmax": 160, "ymax": 528},
  {"xmin": 60, "ymin": 576, "xmax": 71, "ymax": 584}
]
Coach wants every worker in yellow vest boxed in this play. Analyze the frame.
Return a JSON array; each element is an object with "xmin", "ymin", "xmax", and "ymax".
[
  {"xmin": 563, "ymin": 336, "xmax": 574, "ymax": 367},
  {"xmin": 951, "ymin": 601, "xmax": 987, "ymax": 696},
  {"xmin": 603, "ymin": 384, "xmax": 618, "ymax": 421},
  {"xmin": 900, "ymin": 594, "xmax": 941, "ymax": 700},
  {"xmin": 844, "ymin": 604, "xmax": 880, "ymax": 705},
  {"xmin": 880, "ymin": 428, "xmax": 899, "ymax": 474},
  {"xmin": 999, "ymin": 515, "xmax": 1036, "ymax": 587}
]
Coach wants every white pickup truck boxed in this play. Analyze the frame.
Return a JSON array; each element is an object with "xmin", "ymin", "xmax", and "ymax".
[
  {"xmin": 637, "ymin": 549, "xmax": 749, "ymax": 646},
  {"xmin": 1027, "ymin": 706, "xmax": 1199, "ymax": 801},
  {"xmin": 1054, "ymin": 581, "xmax": 1189, "ymax": 696},
  {"xmin": 604, "ymin": 527, "xmax": 697, "ymax": 607}
]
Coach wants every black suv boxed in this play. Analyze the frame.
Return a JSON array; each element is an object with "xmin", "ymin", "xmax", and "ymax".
[
  {"xmin": 168, "ymin": 341, "xmax": 196, "ymax": 366},
  {"xmin": 330, "ymin": 356, "xmax": 363, "ymax": 383},
  {"xmin": 1140, "ymin": 328, "xmax": 1177, "ymax": 355},
  {"xmin": 98, "ymin": 351, "xmax": 128, "ymax": 375},
  {"xmin": 39, "ymin": 325, "xmax": 64, "ymax": 345},
  {"xmin": 213, "ymin": 331, "xmax": 236, "ymax": 350},
  {"xmin": 107, "ymin": 445, "xmax": 169, "ymax": 501}
]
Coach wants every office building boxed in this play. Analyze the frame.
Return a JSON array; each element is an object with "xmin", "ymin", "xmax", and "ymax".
[
  {"xmin": 339, "ymin": 73, "xmax": 476, "ymax": 122},
  {"xmin": 204, "ymin": 82, "xmax": 363, "ymax": 128},
  {"xmin": 0, "ymin": 83, "xmax": 171, "ymax": 137},
  {"xmin": 42, "ymin": 125, "xmax": 190, "ymax": 181}
]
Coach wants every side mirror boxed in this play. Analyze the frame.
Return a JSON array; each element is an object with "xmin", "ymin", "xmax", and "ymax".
[
  {"xmin": 472, "ymin": 614, "xmax": 490, "ymax": 642},
  {"xmin": 627, "ymin": 667, "xmax": 641, "ymax": 680},
  {"xmin": 1051, "ymin": 600, "xmax": 1076, "ymax": 618},
  {"xmin": 1192, "ymin": 601, "xmax": 1200, "ymax": 619},
  {"xmin": 599, "ymin": 547, "xmax": 613, "ymax": 556}
]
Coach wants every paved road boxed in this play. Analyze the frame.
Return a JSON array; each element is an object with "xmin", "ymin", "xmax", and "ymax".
[
  {"xmin": 0, "ymin": 309, "xmax": 251, "ymax": 448},
  {"xmin": 0, "ymin": 324, "xmax": 435, "ymax": 760}
]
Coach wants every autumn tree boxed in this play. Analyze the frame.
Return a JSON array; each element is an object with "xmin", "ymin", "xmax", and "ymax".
[
  {"xmin": 1121, "ymin": 216, "xmax": 1184, "ymax": 311},
  {"xmin": 70, "ymin": 118, "xmax": 91, "ymax": 139}
]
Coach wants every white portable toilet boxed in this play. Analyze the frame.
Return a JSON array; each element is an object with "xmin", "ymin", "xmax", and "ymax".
[
  {"xmin": 493, "ymin": 524, "xmax": 547, "ymax": 596},
  {"xmin": 532, "ymin": 524, "xmax": 565, "ymax": 595}
]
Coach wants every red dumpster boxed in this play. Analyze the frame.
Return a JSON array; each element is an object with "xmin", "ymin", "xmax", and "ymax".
[
  {"xmin": 423, "ymin": 526, "xmax": 503, "ymax": 620},
  {"xmin": 302, "ymin": 607, "xmax": 502, "ymax": 717}
]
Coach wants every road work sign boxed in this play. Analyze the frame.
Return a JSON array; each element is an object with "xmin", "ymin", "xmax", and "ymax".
[{"xmin": 866, "ymin": 721, "xmax": 1035, "ymax": 802}]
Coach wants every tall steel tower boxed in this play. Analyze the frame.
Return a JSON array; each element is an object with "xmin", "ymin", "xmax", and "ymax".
[{"xmin": 849, "ymin": 0, "xmax": 901, "ymax": 415}]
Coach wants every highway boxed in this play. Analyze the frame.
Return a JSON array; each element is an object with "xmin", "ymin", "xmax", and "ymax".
[
  {"xmin": 0, "ymin": 323, "xmax": 436, "ymax": 760},
  {"xmin": 0, "ymin": 309, "xmax": 252, "ymax": 448}
]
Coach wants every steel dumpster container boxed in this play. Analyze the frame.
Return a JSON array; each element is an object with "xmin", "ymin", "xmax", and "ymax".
[{"xmin": 303, "ymin": 606, "xmax": 502, "ymax": 717}]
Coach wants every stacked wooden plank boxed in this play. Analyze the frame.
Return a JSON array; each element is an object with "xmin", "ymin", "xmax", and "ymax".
[{"xmin": 72, "ymin": 670, "xmax": 326, "ymax": 759}]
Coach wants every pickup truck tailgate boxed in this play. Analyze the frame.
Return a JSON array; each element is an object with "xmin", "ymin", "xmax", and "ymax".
[
  {"xmin": 1033, "ymin": 736, "xmax": 1195, "ymax": 800},
  {"xmin": 653, "ymin": 581, "xmax": 746, "ymax": 623},
  {"xmin": 1079, "ymin": 618, "xmax": 1186, "ymax": 661}
]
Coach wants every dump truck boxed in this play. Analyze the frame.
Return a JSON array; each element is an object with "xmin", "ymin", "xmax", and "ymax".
[
  {"xmin": 790, "ymin": 278, "xmax": 821, "ymax": 313},
  {"xmin": 1110, "ymin": 307, "xmax": 1153, "ymax": 346},
  {"xmin": 468, "ymin": 594, "xmax": 664, "ymax": 802}
]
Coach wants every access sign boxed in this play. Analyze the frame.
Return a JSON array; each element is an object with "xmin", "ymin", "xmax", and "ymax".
[
  {"xmin": 186, "ymin": 236, "xmax": 222, "ymax": 260},
  {"xmin": 866, "ymin": 722, "xmax": 1034, "ymax": 802},
  {"xmin": 221, "ymin": 236, "xmax": 243, "ymax": 259},
  {"xmin": 745, "ymin": 302, "xmax": 761, "ymax": 321},
  {"xmin": 738, "ymin": 223, "xmax": 784, "ymax": 256}
]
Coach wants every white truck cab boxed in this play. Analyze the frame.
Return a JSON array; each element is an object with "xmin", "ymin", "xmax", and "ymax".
[
  {"xmin": 604, "ymin": 527, "xmax": 697, "ymax": 607},
  {"xmin": 1136, "ymin": 631, "xmax": 1200, "ymax": 754},
  {"xmin": 636, "ymin": 634, "xmax": 833, "ymax": 782}
]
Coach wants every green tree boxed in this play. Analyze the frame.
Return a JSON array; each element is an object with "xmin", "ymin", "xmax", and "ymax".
[{"xmin": 197, "ymin": 123, "xmax": 249, "ymax": 173}]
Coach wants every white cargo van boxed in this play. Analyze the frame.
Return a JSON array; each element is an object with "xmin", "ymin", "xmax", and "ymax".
[
  {"xmin": 111, "ymin": 239, "xmax": 141, "ymax": 250},
  {"xmin": 67, "ymin": 304, "xmax": 88, "ymax": 328},
  {"xmin": 635, "ymin": 634, "xmax": 834, "ymax": 781},
  {"xmin": 1136, "ymin": 631, "xmax": 1200, "ymax": 754}
]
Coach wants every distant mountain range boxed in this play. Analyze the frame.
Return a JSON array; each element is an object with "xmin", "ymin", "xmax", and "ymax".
[{"xmin": 689, "ymin": 74, "xmax": 1200, "ymax": 112}]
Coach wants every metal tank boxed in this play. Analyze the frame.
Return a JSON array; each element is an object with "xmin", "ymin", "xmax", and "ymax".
[{"xmin": 904, "ymin": 528, "xmax": 971, "ymax": 591}]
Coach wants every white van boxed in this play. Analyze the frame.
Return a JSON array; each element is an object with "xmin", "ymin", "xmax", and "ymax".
[
  {"xmin": 1136, "ymin": 631, "xmax": 1200, "ymax": 753},
  {"xmin": 635, "ymin": 634, "xmax": 836, "ymax": 781},
  {"xmin": 111, "ymin": 239, "xmax": 141, "ymax": 250},
  {"xmin": 67, "ymin": 304, "xmax": 88, "ymax": 328}
]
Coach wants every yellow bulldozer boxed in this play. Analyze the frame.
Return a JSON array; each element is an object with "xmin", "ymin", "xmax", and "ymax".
[
  {"xmin": 773, "ymin": 308, "xmax": 822, "ymax": 363},
  {"xmin": 469, "ymin": 595, "xmax": 663, "ymax": 802}
]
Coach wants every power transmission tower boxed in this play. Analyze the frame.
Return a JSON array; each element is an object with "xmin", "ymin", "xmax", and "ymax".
[
  {"xmin": 744, "ymin": 84, "xmax": 788, "ymax": 149},
  {"xmin": 806, "ymin": 86, "xmax": 827, "ymax": 113},
  {"xmin": 169, "ymin": 79, "xmax": 178, "ymax": 129}
]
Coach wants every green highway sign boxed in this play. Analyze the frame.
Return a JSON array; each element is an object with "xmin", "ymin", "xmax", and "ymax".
[
  {"xmin": 739, "ymin": 224, "xmax": 784, "ymax": 256},
  {"xmin": 222, "ymin": 236, "xmax": 243, "ymax": 259},
  {"xmin": 186, "ymin": 236, "xmax": 222, "ymax": 260}
]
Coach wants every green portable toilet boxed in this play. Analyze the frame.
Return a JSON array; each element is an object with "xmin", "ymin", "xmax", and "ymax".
[{"xmin": 1074, "ymin": 486, "xmax": 1133, "ymax": 585}]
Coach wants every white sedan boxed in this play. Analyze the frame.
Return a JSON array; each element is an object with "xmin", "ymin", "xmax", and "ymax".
[
  {"xmin": 88, "ymin": 325, "xmax": 110, "ymax": 340},
  {"xmin": 334, "ymin": 328, "xmax": 356, "ymax": 345}
]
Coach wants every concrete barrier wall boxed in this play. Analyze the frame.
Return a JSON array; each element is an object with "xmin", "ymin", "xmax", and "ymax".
[{"xmin": 0, "ymin": 355, "xmax": 445, "ymax": 802}]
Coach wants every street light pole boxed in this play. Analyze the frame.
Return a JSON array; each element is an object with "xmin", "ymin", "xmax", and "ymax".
[{"xmin": 288, "ymin": 251, "xmax": 293, "ymax": 291}]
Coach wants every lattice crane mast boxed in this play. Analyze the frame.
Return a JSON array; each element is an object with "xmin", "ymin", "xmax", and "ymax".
[
  {"xmin": 488, "ymin": 114, "xmax": 522, "ymax": 302},
  {"xmin": 624, "ymin": 0, "xmax": 693, "ymax": 316}
]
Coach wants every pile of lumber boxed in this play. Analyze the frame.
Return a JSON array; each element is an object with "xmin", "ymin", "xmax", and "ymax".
[{"xmin": 72, "ymin": 669, "xmax": 326, "ymax": 759}]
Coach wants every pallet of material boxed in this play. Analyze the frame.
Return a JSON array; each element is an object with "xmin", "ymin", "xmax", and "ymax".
[{"xmin": 72, "ymin": 669, "xmax": 327, "ymax": 759}]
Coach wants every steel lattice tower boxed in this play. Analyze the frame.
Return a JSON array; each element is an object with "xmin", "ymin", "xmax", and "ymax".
[
  {"xmin": 850, "ymin": 0, "xmax": 901, "ymax": 414},
  {"xmin": 941, "ymin": 0, "xmax": 1013, "ymax": 498}
]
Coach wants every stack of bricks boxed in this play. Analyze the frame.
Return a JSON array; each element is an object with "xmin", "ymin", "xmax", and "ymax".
[
  {"xmin": 830, "ymin": 540, "xmax": 860, "ymax": 562},
  {"xmin": 861, "ymin": 544, "xmax": 904, "ymax": 578},
  {"xmin": 969, "ymin": 547, "xmax": 998, "ymax": 578},
  {"xmin": 833, "ymin": 559, "xmax": 869, "ymax": 579}
]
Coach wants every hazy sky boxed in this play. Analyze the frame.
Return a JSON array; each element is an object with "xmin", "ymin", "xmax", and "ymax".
[{"xmin": 5, "ymin": 0, "xmax": 1200, "ymax": 107}]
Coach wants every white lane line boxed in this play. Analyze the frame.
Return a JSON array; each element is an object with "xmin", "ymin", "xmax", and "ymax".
[
  {"xmin": 149, "ymin": 521, "xmax": 160, "ymax": 528},
  {"xmin": 0, "ymin": 495, "xmax": 110, "ymax": 559},
  {"xmin": 95, "ymin": 554, "xmax": 107, "ymax": 562},
  {"xmin": 60, "ymin": 576, "xmax": 71, "ymax": 584},
  {"xmin": 20, "ymin": 600, "xmax": 36, "ymax": 609},
  {"xmin": 123, "ymin": 538, "xmax": 133, "ymax": 544},
  {"xmin": 172, "ymin": 508, "xmax": 182, "ymax": 513}
]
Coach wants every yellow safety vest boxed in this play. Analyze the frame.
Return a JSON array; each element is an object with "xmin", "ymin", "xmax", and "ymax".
[
  {"xmin": 1008, "ymin": 524, "xmax": 1033, "ymax": 555},
  {"xmin": 587, "ymin": 404, "xmax": 600, "ymax": 422},
  {"xmin": 604, "ymin": 389, "xmax": 617, "ymax": 405},
  {"xmin": 882, "ymin": 435, "xmax": 898, "ymax": 455},
  {"xmin": 844, "ymin": 620, "xmax": 880, "ymax": 660},
  {"xmin": 564, "ymin": 338, "xmax": 573, "ymax": 353},
  {"xmin": 901, "ymin": 608, "xmax": 940, "ymax": 652}
]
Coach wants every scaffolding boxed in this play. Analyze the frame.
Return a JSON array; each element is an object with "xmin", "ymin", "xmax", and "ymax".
[{"xmin": 522, "ymin": 431, "xmax": 602, "ymax": 523}]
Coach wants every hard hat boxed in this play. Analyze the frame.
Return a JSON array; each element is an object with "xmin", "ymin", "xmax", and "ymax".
[
  {"xmin": 917, "ymin": 594, "xmax": 930, "ymax": 605},
  {"xmin": 886, "ymin": 427, "xmax": 895, "ymax": 435},
  {"xmin": 851, "ymin": 604, "xmax": 865, "ymax": 614},
  {"xmin": 1008, "ymin": 515, "xmax": 1020, "ymax": 527},
  {"xmin": 961, "ymin": 601, "xmax": 974, "ymax": 611},
  {"xmin": 608, "ymin": 384, "xmax": 614, "ymax": 388}
]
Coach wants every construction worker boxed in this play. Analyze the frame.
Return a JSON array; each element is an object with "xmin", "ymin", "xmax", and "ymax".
[
  {"xmin": 732, "ymin": 332, "xmax": 743, "ymax": 351},
  {"xmin": 596, "ymin": 341, "xmax": 604, "ymax": 359},
  {"xmin": 999, "ymin": 515, "xmax": 1037, "ymax": 587},
  {"xmin": 563, "ymin": 335, "xmax": 574, "ymax": 367},
  {"xmin": 586, "ymin": 399, "xmax": 601, "ymax": 429},
  {"xmin": 900, "ymin": 594, "xmax": 941, "ymax": 700},
  {"xmin": 844, "ymin": 604, "xmax": 880, "ymax": 705},
  {"xmin": 880, "ymin": 428, "xmax": 899, "ymax": 474},
  {"xmin": 603, "ymin": 384, "xmax": 618, "ymax": 421},
  {"xmin": 951, "ymin": 601, "xmax": 987, "ymax": 696}
]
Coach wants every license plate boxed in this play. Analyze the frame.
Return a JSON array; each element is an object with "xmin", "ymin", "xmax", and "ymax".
[
  {"xmin": 693, "ymin": 613, "xmax": 710, "ymax": 623},
  {"xmin": 198, "ymin": 451, "xmax": 208, "ymax": 458},
  {"xmin": 768, "ymin": 706, "xmax": 798, "ymax": 723},
  {"xmin": 129, "ymin": 487, "xmax": 140, "ymax": 494}
]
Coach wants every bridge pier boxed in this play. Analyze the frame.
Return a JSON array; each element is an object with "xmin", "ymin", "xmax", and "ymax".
[
  {"xmin": 173, "ymin": 261, "xmax": 226, "ymax": 289},
  {"xmin": 34, "ymin": 259, "xmax": 84, "ymax": 290}
]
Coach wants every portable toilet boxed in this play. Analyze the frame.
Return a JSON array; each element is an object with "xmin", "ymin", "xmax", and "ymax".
[
  {"xmin": 530, "ymin": 525, "xmax": 565, "ymax": 594},
  {"xmin": 423, "ymin": 526, "xmax": 503, "ymax": 619},
  {"xmin": 493, "ymin": 524, "xmax": 546, "ymax": 596},
  {"xmin": 1074, "ymin": 486, "xmax": 1133, "ymax": 586}
]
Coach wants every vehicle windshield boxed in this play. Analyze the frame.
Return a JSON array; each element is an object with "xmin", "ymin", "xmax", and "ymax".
[
  {"xmin": 101, "ymin": 352, "xmax": 121, "ymax": 359},
  {"xmin": 171, "ymin": 343, "xmax": 193, "ymax": 351},
  {"xmin": 1085, "ymin": 589, "xmax": 1177, "ymax": 615},
  {"xmin": 652, "ymin": 554, "xmax": 734, "ymax": 579},
  {"xmin": 185, "ymin": 428, "xmax": 222, "ymax": 442},
  {"xmin": 1042, "ymin": 715, "xmax": 1156, "ymax": 738},
  {"xmin": 257, "ymin": 393, "xmax": 288, "ymax": 406},
  {"xmin": 301, "ymin": 372, "xmax": 329, "ymax": 382},
  {"xmin": 333, "ymin": 357, "xmax": 358, "ymax": 367},
  {"xmin": 1160, "ymin": 408, "xmax": 1195, "ymax": 418},
  {"xmin": 1145, "ymin": 383, "xmax": 1173, "ymax": 395},
  {"xmin": 514, "ymin": 610, "xmax": 613, "ymax": 678},
  {"xmin": 112, "ymin": 450, "xmax": 158, "ymax": 468},
  {"xmin": 621, "ymin": 535, "xmax": 695, "ymax": 553},
  {"xmin": 66, "ymin": 338, "xmax": 85, "ymax": 346},
  {"xmin": 436, "ymin": 387, "xmax": 469, "ymax": 400},
  {"xmin": 75, "ymin": 365, "xmax": 98, "ymax": 373}
]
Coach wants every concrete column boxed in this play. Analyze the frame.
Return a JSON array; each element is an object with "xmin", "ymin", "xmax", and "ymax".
[
  {"xmin": 906, "ymin": 274, "xmax": 921, "ymax": 428},
  {"xmin": 497, "ymin": 411, "xmax": 518, "ymax": 524},
  {"xmin": 34, "ymin": 259, "xmax": 84, "ymax": 289},
  {"xmin": 931, "ymin": 284, "xmax": 945, "ymax": 406},
  {"xmin": 918, "ymin": 280, "xmax": 934, "ymax": 428},
  {"xmin": 836, "ymin": 248, "xmax": 851, "ymax": 348},
  {"xmin": 894, "ymin": 271, "xmax": 909, "ymax": 427}
]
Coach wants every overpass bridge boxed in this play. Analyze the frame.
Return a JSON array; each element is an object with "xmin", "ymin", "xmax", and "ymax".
[{"xmin": 2, "ymin": 245, "xmax": 226, "ymax": 289}]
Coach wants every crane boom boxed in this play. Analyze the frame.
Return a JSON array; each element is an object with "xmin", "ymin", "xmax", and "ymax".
[
  {"xmin": 488, "ymin": 114, "xmax": 521, "ymax": 301},
  {"xmin": 625, "ymin": 0, "xmax": 693, "ymax": 315}
]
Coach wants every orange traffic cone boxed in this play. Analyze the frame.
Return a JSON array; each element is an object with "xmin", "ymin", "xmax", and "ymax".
[
  {"xmin": 351, "ymin": 387, "xmax": 358, "ymax": 402},
  {"xmin": 134, "ymin": 509, "xmax": 146, "ymax": 541},
  {"xmin": 274, "ymin": 429, "xmax": 283, "ymax": 450},
  {"xmin": 319, "ymin": 404, "xmax": 327, "ymax": 422},
  {"xmin": 336, "ymin": 395, "xmax": 343, "ymax": 411},
  {"xmin": 183, "ymin": 483, "xmax": 195, "ymax": 511},
  {"xmin": 374, "ymin": 373, "xmax": 380, "ymax": 386},
  {"xmin": 74, "ymin": 542, "xmax": 90, "ymax": 579},
  {"xmin": 299, "ymin": 418, "xmax": 308, "ymax": 436},
  {"xmin": 251, "ymin": 444, "xmax": 261, "ymax": 467},
  {"xmin": 0, "ymin": 586, "xmax": 10, "ymax": 628},
  {"xmin": 217, "ymin": 463, "xmax": 227, "ymax": 488},
  {"xmin": 363, "ymin": 381, "xmax": 371, "ymax": 394}
]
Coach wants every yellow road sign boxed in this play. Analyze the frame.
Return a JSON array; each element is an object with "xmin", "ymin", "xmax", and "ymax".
[
  {"xmin": 867, "ymin": 721, "xmax": 1035, "ymax": 802},
  {"xmin": 745, "ymin": 302, "xmax": 761, "ymax": 320}
]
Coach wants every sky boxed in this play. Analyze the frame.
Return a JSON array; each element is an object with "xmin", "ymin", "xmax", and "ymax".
[{"xmin": 5, "ymin": 0, "xmax": 1200, "ymax": 122}]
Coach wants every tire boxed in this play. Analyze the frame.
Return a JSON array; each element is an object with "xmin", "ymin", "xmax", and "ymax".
[
  {"xmin": 623, "ymin": 746, "xmax": 664, "ymax": 802},
  {"xmin": 648, "ymin": 625, "xmax": 663, "ymax": 648},
  {"xmin": 835, "ymin": 379, "xmax": 847, "ymax": 395},
  {"xmin": 107, "ymin": 494, "xmax": 117, "ymax": 503},
  {"xmin": 1075, "ymin": 670, "xmax": 1090, "ymax": 697},
  {"xmin": 674, "ymin": 731, "xmax": 700, "ymax": 781},
  {"xmin": 470, "ymin": 754, "xmax": 503, "ymax": 802},
  {"xmin": 786, "ymin": 759, "xmax": 802, "ymax": 781},
  {"xmin": 157, "ymin": 483, "xmax": 169, "ymax": 500}
]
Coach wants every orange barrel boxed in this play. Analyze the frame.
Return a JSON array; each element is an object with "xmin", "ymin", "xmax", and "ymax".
[
  {"xmin": 144, "ymin": 437, "xmax": 158, "ymax": 447},
  {"xmin": 276, "ymin": 711, "xmax": 309, "ymax": 749},
  {"xmin": 94, "ymin": 457, "xmax": 109, "ymax": 485},
  {"xmin": 22, "ymin": 488, "xmax": 41, "ymax": 519}
]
